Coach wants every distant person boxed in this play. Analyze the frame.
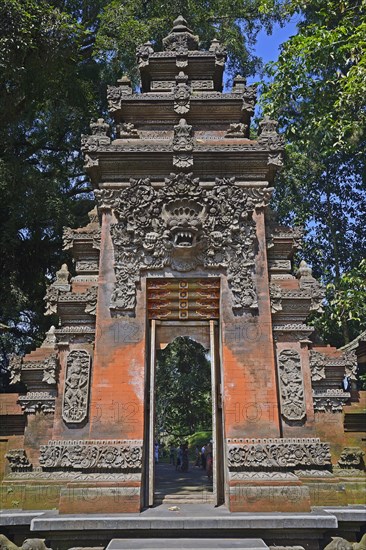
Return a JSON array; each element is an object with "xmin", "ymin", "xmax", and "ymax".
[
  {"xmin": 201, "ymin": 444, "xmax": 206, "ymax": 469},
  {"xmin": 205, "ymin": 441, "xmax": 213, "ymax": 480},
  {"xmin": 194, "ymin": 445, "xmax": 201, "ymax": 467},
  {"xmin": 341, "ymin": 374, "xmax": 351, "ymax": 392},
  {"xmin": 154, "ymin": 442, "xmax": 159, "ymax": 464},
  {"xmin": 176, "ymin": 445, "xmax": 183, "ymax": 471},
  {"xmin": 169, "ymin": 444, "xmax": 176, "ymax": 466},
  {"xmin": 181, "ymin": 442, "xmax": 189, "ymax": 472}
]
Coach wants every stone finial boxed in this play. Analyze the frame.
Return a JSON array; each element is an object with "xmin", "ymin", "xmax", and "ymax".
[
  {"xmin": 209, "ymin": 38, "xmax": 221, "ymax": 51},
  {"xmin": 8, "ymin": 354, "xmax": 22, "ymax": 384},
  {"xmin": 87, "ymin": 206, "xmax": 99, "ymax": 225},
  {"xmin": 54, "ymin": 263, "xmax": 70, "ymax": 288},
  {"xmin": 232, "ymin": 75, "xmax": 246, "ymax": 93},
  {"xmin": 163, "ymin": 15, "xmax": 199, "ymax": 51},
  {"xmin": 116, "ymin": 74, "xmax": 132, "ymax": 95},
  {"xmin": 89, "ymin": 118, "xmax": 110, "ymax": 136},
  {"xmin": 258, "ymin": 114, "xmax": 285, "ymax": 150},
  {"xmin": 136, "ymin": 41, "xmax": 154, "ymax": 68},
  {"xmin": 297, "ymin": 260, "xmax": 325, "ymax": 312},
  {"xmin": 259, "ymin": 115, "xmax": 278, "ymax": 136},
  {"xmin": 41, "ymin": 325, "xmax": 57, "ymax": 348},
  {"xmin": 297, "ymin": 260, "xmax": 313, "ymax": 279},
  {"xmin": 176, "ymin": 71, "xmax": 188, "ymax": 84}
]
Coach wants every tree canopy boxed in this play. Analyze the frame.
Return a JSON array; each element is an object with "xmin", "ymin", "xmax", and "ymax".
[
  {"xmin": 155, "ymin": 337, "xmax": 212, "ymax": 437},
  {"xmin": 261, "ymin": 0, "xmax": 366, "ymax": 343}
]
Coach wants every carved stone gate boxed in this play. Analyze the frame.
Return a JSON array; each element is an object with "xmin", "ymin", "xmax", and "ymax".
[{"xmin": 3, "ymin": 17, "xmax": 360, "ymax": 514}]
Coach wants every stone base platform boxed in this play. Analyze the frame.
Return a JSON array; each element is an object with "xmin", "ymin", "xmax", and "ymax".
[
  {"xmin": 106, "ymin": 539, "xmax": 269, "ymax": 550},
  {"xmin": 0, "ymin": 505, "xmax": 365, "ymax": 550}
]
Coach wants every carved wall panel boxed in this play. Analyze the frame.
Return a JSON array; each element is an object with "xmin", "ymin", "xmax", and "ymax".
[
  {"xmin": 39, "ymin": 439, "xmax": 143, "ymax": 472},
  {"xmin": 62, "ymin": 350, "xmax": 91, "ymax": 424},
  {"xmin": 227, "ymin": 438, "xmax": 331, "ymax": 471},
  {"xmin": 277, "ymin": 349, "xmax": 306, "ymax": 421},
  {"xmin": 95, "ymin": 173, "xmax": 273, "ymax": 315}
]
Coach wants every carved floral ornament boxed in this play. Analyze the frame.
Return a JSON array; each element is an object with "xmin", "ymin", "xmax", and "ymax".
[{"xmin": 95, "ymin": 173, "xmax": 273, "ymax": 313}]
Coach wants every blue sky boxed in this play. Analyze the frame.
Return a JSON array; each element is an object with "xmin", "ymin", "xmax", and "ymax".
[{"xmin": 254, "ymin": 18, "xmax": 298, "ymax": 66}]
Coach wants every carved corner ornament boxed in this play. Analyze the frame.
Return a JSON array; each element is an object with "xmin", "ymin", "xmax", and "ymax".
[
  {"xmin": 8, "ymin": 354, "xmax": 23, "ymax": 384},
  {"xmin": 312, "ymin": 389, "xmax": 350, "ymax": 413},
  {"xmin": 337, "ymin": 447, "xmax": 365, "ymax": 470},
  {"xmin": 18, "ymin": 391, "xmax": 56, "ymax": 414},
  {"xmin": 81, "ymin": 118, "xmax": 111, "ymax": 152},
  {"xmin": 62, "ymin": 349, "xmax": 91, "ymax": 424},
  {"xmin": 309, "ymin": 350, "xmax": 326, "ymax": 381},
  {"xmin": 6, "ymin": 449, "xmax": 32, "ymax": 472}
]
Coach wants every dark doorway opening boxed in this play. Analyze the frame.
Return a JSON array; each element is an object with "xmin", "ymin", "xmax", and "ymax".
[{"xmin": 154, "ymin": 336, "xmax": 214, "ymax": 504}]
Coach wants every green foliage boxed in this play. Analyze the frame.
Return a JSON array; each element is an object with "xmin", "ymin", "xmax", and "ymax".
[
  {"xmin": 95, "ymin": 0, "xmax": 287, "ymax": 83},
  {"xmin": 186, "ymin": 431, "xmax": 213, "ymax": 450},
  {"xmin": 156, "ymin": 337, "xmax": 212, "ymax": 437},
  {"xmin": 261, "ymin": 0, "xmax": 366, "ymax": 344},
  {"xmin": 312, "ymin": 259, "xmax": 366, "ymax": 346},
  {"xmin": 0, "ymin": 0, "xmax": 98, "ymax": 374}
]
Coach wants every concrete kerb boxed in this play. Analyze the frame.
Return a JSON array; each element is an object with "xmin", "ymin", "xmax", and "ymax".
[{"xmin": 27, "ymin": 511, "xmax": 339, "ymax": 532}]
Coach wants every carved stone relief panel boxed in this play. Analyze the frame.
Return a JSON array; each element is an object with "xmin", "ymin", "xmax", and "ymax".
[
  {"xmin": 39, "ymin": 439, "xmax": 143, "ymax": 472},
  {"xmin": 277, "ymin": 349, "xmax": 306, "ymax": 421},
  {"xmin": 172, "ymin": 118, "xmax": 193, "ymax": 168},
  {"xmin": 226, "ymin": 437, "xmax": 331, "ymax": 471},
  {"xmin": 62, "ymin": 350, "xmax": 91, "ymax": 424},
  {"xmin": 95, "ymin": 173, "xmax": 273, "ymax": 315}
]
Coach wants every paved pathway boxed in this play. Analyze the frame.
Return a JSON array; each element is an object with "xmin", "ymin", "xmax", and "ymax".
[{"xmin": 154, "ymin": 461, "xmax": 213, "ymax": 503}]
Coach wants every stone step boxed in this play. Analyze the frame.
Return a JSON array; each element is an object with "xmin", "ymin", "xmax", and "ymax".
[
  {"xmin": 156, "ymin": 498, "xmax": 215, "ymax": 504},
  {"xmin": 155, "ymin": 492, "xmax": 215, "ymax": 504},
  {"xmin": 106, "ymin": 539, "xmax": 269, "ymax": 550}
]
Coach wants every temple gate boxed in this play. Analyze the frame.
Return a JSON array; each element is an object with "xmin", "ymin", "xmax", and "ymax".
[{"xmin": 2, "ymin": 17, "xmax": 363, "ymax": 515}]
